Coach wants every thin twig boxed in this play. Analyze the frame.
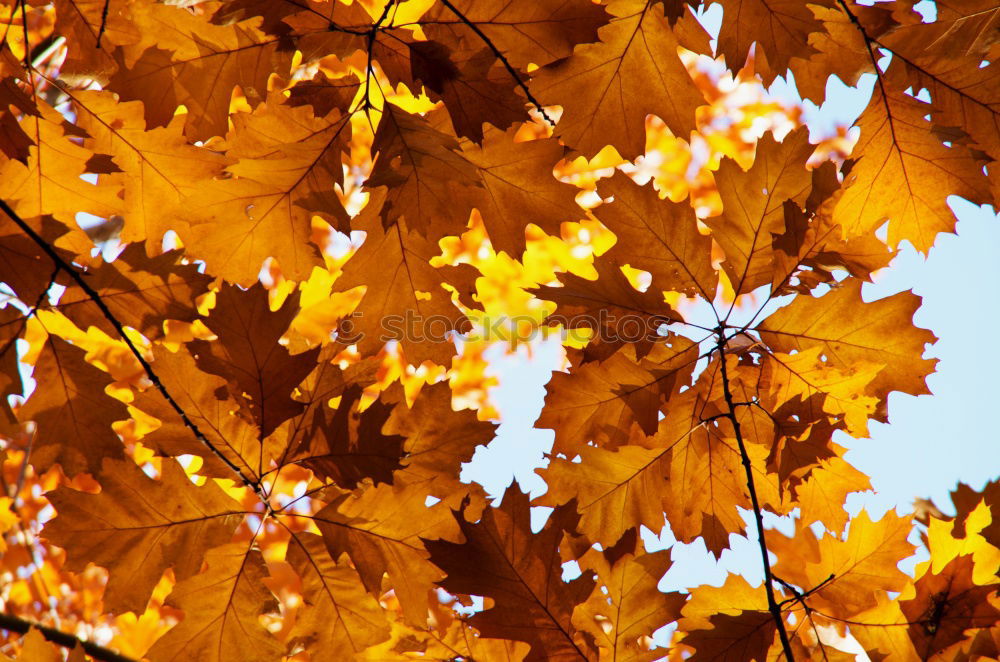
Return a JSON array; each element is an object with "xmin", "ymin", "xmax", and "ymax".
[
  {"xmin": 0, "ymin": 199, "xmax": 272, "ymax": 509},
  {"xmin": 0, "ymin": 612, "xmax": 138, "ymax": 662},
  {"xmin": 716, "ymin": 328, "xmax": 796, "ymax": 661},
  {"xmin": 96, "ymin": 0, "xmax": 111, "ymax": 48},
  {"xmin": 436, "ymin": 0, "xmax": 556, "ymax": 127}
]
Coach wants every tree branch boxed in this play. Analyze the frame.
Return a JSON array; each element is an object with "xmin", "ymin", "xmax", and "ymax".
[
  {"xmin": 716, "ymin": 328, "xmax": 796, "ymax": 661},
  {"xmin": 0, "ymin": 199, "xmax": 272, "ymax": 508},
  {"xmin": 0, "ymin": 612, "xmax": 138, "ymax": 662},
  {"xmin": 435, "ymin": 0, "xmax": 556, "ymax": 127}
]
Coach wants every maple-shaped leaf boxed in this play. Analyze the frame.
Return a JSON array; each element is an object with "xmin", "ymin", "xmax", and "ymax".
[
  {"xmin": 18, "ymin": 338, "xmax": 129, "ymax": 477},
  {"xmin": 760, "ymin": 347, "xmax": 881, "ymax": 441},
  {"xmin": 593, "ymin": 172, "xmax": 717, "ymax": 300},
  {"xmin": 190, "ymin": 283, "xmax": 319, "ymax": 438},
  {"xmin": 333, "ymin": 187, "xmax": 476, "ymax": 365},
  {"xmin": 383, "ymin": 381, "xmax": 497, "ymax": 489},
  {"xmin": 758, "ymin": 281, "xmax": 937, "ymax": 416},
  {"xmin": 0, "ymin": 75, "xmax": 39, "ymax": 162},
  {"xmin": 420, "ymin": 0, "xmax": 610, "ymax": 71},
  {"xmin": 43, "ymin": 457, "xmax": 244, "ymax": 615},
  {"xmin": 573, "ymin": 535, "xmax": 685, "ymax": 661},
  {"xmin": 716, "ymin": 0, "xmax": 833, "ymax": 85},
  {"xmin": 312, "ymin": 479, "xmax": 464, "ymax": 624},
  {"xmin": 367, "ymin": 106, "xmax": 483, "ymax": 238},
  {"xmin": 876, "ymin": 0, "xmax": 999, "ymax": 59},
  {"xmin": 529, "ymin": 0, "xmax": 709, "ymax": 159},
  {"xmin": 107, "ymin": 3, "xmax": 294, "ymax": 140},
  {"xmin": 69, "ymin": 90, "xmax": 228, "ymax": 249},
  {"xmin": 178, "ymin": 93, "xmax": 356, "ymax": 284},
  {"xmin": 950, "ymin": 480, "xmax": 1000, "ymax": 550},
  {"xmin": 55, "ymin": 245, "xmax": 211, "ymax": 340},
  {"xmin": 706, "ymin": 128, "xmax": 814, "ymax": 297},
  {"xmin": 874, "ymin": 21, "xmax": 1000, "ymax": 167},
  {"xmin": 279, "ymin": 0, "xmax": 417, "ymax": 83},
  {"xmin": 675, "ymin": 574, "xmax": 776, "ymax": 662},
  {"xmin": 900, "ymin": 554, "xmax": 1000, "ymax": 658},
  {"xmin": 0, "ymin": 216, "xmax": 76, "ymax": 307},
  {"xmin": 146, "ymin": 543, "xmax": 283, "ymax": 662},
  {"xmin": 411, "ymin": 44, "xmax": 529, "ymax": 143},
  {"xmin": 769, "ymin": 189, "xmax": 893, "ymax": 297},
  {"xmin": 784, "ymin": 4, "xmax": 891, "ymax": 104},
  {"xmin": 288, "ymin": 383, "xmax": 404, "ymax": 488},
  {"xmin": 536, "ymin": 338, "xmax": 698, "ymax": 455},
  {"xmin": 286, "ymin": 531, "xmax": 391, "ymax": 656},
  {"xmin": 537, "ymin": 357, "xmax": 768, "ymax": 553},
  {"xmin": 52, "ymin": 0, "xmax": 140, "ymax": 80},
  {"xmin": 461, "ymin": 126, "xmax": 584, "ymax": 258},
  {"xmin": 533, "ymin": 257, "xmax": 681, "ymax": 362},
  {"xmin": 790, "ymin": 454, "xmax": 872, "ymax": 536},
  {"xmin": 425, "ymin": 482, "xmax": 599, "ymax": 661},
  {"xmin": 133, "ymin": 344, "xmax": 263, "ymax": 480},
  {"xmin": 0, "ymin": 101, "xmax": 123, "ymax": 226},
  {"xmin": 770, "ymin": 510, "xmax": 916, "ymax": 619},
  {"xmin": 833, "ymin": 63, "xmax": 992, "ymax": 253}
]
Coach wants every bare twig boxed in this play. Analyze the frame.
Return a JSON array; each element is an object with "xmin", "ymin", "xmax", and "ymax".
[
  {"xmin": 0, "ymin": 612, "xmax": 138, "ymax": 662},
  {"xmin": 435, "ymin": 0, "xmax": 556, "ymax": 127},
  {"xmin": 716, "ymin": 327, "xmax": 796, "ymax": 661},
  {"xmin": 96, "ymin": 0, "xmax": 111, "ymax": 48}
]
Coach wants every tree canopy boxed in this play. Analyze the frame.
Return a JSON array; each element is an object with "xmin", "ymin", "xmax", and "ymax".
[{"xmin": 0, "ymin": 0, "xmax": 999, "ymax": 660}]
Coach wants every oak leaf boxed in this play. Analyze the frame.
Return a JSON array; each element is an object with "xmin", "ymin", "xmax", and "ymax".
[
  {"xmin": 146, "ymin": 544, "xmax": 283, "ymax": 662},
  {"xmin": 425, "ymin": 483, "xmax": 599, "ymax": 661},
  {"xmin": 529, "ymin": 0, "xmax": 708, "ymax": 159},
  {"xmin": 18, "ymin": 338, "xmax": 129, "ymax": 477},
  {"xmin": 43, "ymin": 458, "xmax": 244, "ymax": 615}
]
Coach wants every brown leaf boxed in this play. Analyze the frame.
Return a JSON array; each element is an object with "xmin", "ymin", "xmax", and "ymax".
[
  {"xmin": 574, "ymin": 536, "xmax": 685, "ymax": 660},
  {"xmin": 178, "ymin": 94, "xmax": 356, "ymax": 284},
  {"xmin": 758, "ymin": 281, "xmax": 938, "ymax": 417},
  {"xmin": 18, "ymin": 338, "xmax": 129, "ymax": 477},
  {"xmin": 286, "ymin": 532, "xmax": 392, "ymax": 656},
  {"xmin": 43, "ymin": 458, "xmax": 244, "ymax": 615},
  {"xmin": 706, "ymin": 128, "xmax": 814, "ymax": 297},
  {"xmin": 529, "ymin": 0, "xmax": 708, "ymax": 159},
  {"xmin": 190, "ymin": 283, "xmax": 319, "ymax": 437},
  {"xmin": 461, "ymin": 126, "xmax": 584, "ymax": 258},
  {"xmin": 146, "ymin": 544, "xmax": 283, "ymax": 662},
  {"xmin": 56, "ymin": 245, "xmax": 212, "ymax": 339},
  {"xmin": 333, "ymin": 187, "xmax": 475, "ymax": 365},
  {"xmin": 425, "ymin": 483, "xmax": 599, "ymax": 661},
  {"xmin": 833, "ymin": 65, "xmax": 992, "ymax": 253},
  {"xmin": 536, "ymin": 338, "xmax": 699, "ymax": 455},
  {"xmin": 595, "ymin": 171, "xmax": 718, "ymax": 300},
  {"xmin": 107, "ymin": 4, "xmax": 294, "ymax": 140}
]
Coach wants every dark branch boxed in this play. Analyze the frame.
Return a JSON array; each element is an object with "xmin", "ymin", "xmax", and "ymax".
[
  {"xmin": 0, "ymin": 199, "xmax": 272, "ymax": 508},
  {"xmin": 436, "ymin": 0, "xmax": 556, "ymax": 127},
  {"xmin": 716, "ymin": 328, "xmax": 796, "ymax": 661},
  {"xmin": 96, "ymin": 0, "xmax": 111, "ymax": 48},
  {"xmin": 0, "ymin": 612, "xmax": 138, "ymax": 662}
]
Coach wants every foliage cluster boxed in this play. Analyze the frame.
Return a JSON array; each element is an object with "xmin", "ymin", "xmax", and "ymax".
[{"xmin": 0, "ymin": 0, "xmax": 999, "ymax": 660}]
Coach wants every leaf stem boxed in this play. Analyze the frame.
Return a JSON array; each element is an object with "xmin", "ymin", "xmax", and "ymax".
[
  {"xmin": 716, "ymin": 328, "xmax": 795, "ymax": 661},
  {"xmin": 0, "ymin": 612, "xmax": 138, "ymax": 662}
]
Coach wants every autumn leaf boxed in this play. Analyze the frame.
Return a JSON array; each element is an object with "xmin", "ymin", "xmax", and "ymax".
[
  {"xmin": 146, "ymin": 544, "xmax": 283, "ymax": 662},
  {"xmin": 18, "ymin": 338, "xmax": 129, "ymax": 477},
  {"xmin": 425, "ymin": 483, "xmax": 599, "ymax": 660},
  {"xmin": 285, "ymin": 532, "xmax": 391, "ymax": 656},
  {"xmin": 43, "ymin": 458, "xmax": 244, "ymax": 615},
  {"xmin": 529, "ymin": 0, "xmax": 708, "ymax": 159}
]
